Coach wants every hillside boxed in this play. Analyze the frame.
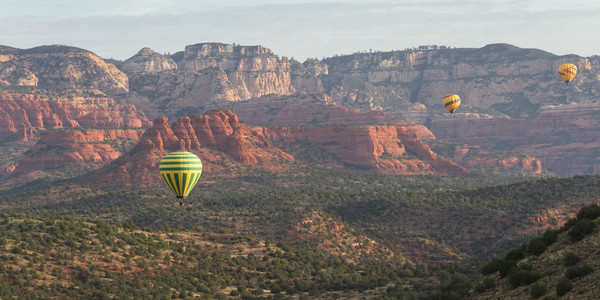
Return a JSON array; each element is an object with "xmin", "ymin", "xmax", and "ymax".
[
  {"xmin": 0, "ymin": 214, "xmax": 400, "ymax": 299},
  {"xmin": 468, "ymin": 204, "xmax": 600, "ymax": 299}
]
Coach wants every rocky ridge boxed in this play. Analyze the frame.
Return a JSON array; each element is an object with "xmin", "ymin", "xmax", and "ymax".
[
  {"xmin": 124, "ymin": 43, "xmax": 326, "ymax": 119},
  {"xmin": 0, "ymin": 45, "xmax": 129, "ymax": 95},
  {"xmin": 7, "ymin": 108, "xmax": 546, "ymax": 188},
  {"xmin": 120, "ymin": 47, "xmax": 177, "ymax": 74},
  {"xmin": 10, "ymin": 129, "xmax": 143, "ymax": 178},
  {"xmin": 0, "ymin": 93, "xmax": 151, "ymax": 141}
]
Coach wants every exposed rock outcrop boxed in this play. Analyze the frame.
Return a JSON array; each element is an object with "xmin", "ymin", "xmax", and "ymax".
[
  {"xmin": 0, "ymin": 45, "xmax": 129, "ymax": 95},
  {"xmin": 0, "ymin": 93, "xmax": 151, "ymax": 141},
  {"xmin": 121, "ymin": 47, "xmax": 177, "ymax": 74},
  {"xmin": 322, "ymin": 43, "xmax": 597, "ymax": 118},
  {"xmin": 219, "ymin": 93, "xmax": 388, "ymax": 126},
  {"xmin": 125, "ymin": 43, "xmax": 328, "ymax": 119},
  {"xmin": 262, "ymin": 122, "xmax": 468, "ymax": 175},
  {"xmin": 11, "ymin": 129, "xmax": 144, "ymax": 177},
  {"xmin": 430, "ymin": 104, "xmax": 600, "ymax": 176}
]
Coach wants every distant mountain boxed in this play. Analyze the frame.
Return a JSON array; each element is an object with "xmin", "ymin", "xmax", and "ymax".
[
  {"xmin": 3, "ymin": 42, "xmax": 600, "ymax": 175},
  {"xmin": 115, "ymin": 42, "xmax": 600, "ymax": 176}
]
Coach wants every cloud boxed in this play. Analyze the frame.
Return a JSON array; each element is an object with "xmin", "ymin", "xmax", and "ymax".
[{"xmin": 1, "ymin": 1, "xmax": 599, "ymax": 61}]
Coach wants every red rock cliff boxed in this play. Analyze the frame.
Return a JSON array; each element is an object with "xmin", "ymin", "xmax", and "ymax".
[
  {"xmin": 262, "ymin": 122, "xmax": 467, "ymax": 175},
  {"xmin": 11, "ymin": 129, "xmax": 144, "ymax": 177},
  {"xmin": 0, "ymin": 93, "xmax": 151, "ymax": 141}
]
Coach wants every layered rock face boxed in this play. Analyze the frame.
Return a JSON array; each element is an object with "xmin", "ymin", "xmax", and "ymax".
[
  {"xmin": 218, "ymin": 93, "xmax": 389, "ymax": 125},
  {"xmin": 120, "ymin": 47, "xmax": 177, "ymax": 74},
  {"xmin": 134, "ymin": 110, "xmax": 293, "ymax": 165},
  {"xmin": 90, "ymin": 110, "xmax": 296, "ymax": 188},
  {"xmin": 0, "ymin": 45, "xmax": 129, "ymax": 95},
  {"xmin": 318, "ymin": 44, "xmax": 600, "ymax": 176},
  {"xmin": 261, "ymin": 122, "xmax": 467, "ymax": 175},
  {"xmin": 0, "ymin": 93, "xmax": 151, "ymax": 141},
  {"xmin": 8, "ymin": 109, "xmax": 545, "ymax": 188},
  {"xmin": 432, "ymin": 143, "xmax": 542, "ymax": 175},
  {"xmin": 322, "ymin": 44, "xmax": 598, "ymax": 118},
  {"xmin": 430, "ymin": 104, "xmax": 600, "ymax": 176},
  {"xmin": 124, "ymin": 43, "xmax": 327, "ymax": 119},
  {"xmin": 11, "ymin": 129, "xmax": 143, "ymax": 177}
]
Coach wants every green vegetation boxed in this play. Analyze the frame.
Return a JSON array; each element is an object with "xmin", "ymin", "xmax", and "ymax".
[
  {"xmin": 473, "ymin": 203, "xmax": 600, "ymax": 298},
  {"xmin": 3, "ymin": 160, "xmax": 600, "ymax": 297},
  {"xmin": 0, "ymin": 214, "xmax": 399, "ymax": 298},
  {"xmin": 529, "ymin": 282, "xmax": 547, "ymax": 298},
  {"xmin": 556, "ymin": 277, "xmax": 573, "ymax": 296}
]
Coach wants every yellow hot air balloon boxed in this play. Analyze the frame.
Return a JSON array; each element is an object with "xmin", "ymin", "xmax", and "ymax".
[
  {"xmin": 159, "ymin": 151, "xmax": 202, "ymax": 206},
  {"xmin": 443, "ymin": 94, "xmax": 461, "ymax": 117},
  {"xmin": 558, "ymin": 63, "xmax": 577, "ymax": 85}
]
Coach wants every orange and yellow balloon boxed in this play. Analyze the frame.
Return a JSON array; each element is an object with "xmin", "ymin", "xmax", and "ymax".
[
  {"xmin": 159, "ymin": 151, "xmax": 202, "ymax": 206},
  {"xmin": 558, "ymin": 63, "xmax": 577, "ymax": 85},
  {"xmin": 443, "ymin": 94, "xmax": 461, "ymax": 117}
]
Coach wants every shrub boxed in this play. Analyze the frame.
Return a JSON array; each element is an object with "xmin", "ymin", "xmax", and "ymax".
[
  {"xmin": 475, "ymin": 277, "xmax": 495, "ymax": 293},
  {"xmin": 504, "ymin": 244, "xmax": 527, "ymax": 261},
  {"xmin": 481, "ymin": 259, "xmax": 503, "ymax": 275},
  {"xmin": 529, "ymin": 282, "xmax": 547, "ymax": 298},
  {"xmin": 527, "ymin": 238, "xmax": 547, "ymax": 256},
  {"xmin": 576, "ymin": 204, "xmax": 600, "ymax": 220},
  {"xmin": 568, "ymin": 219, "xmax": 595, "ymax": 241},
  {"xmin": 541, "ymin": 229, "xmax": 559, "ymax": 246},
  {"xmin": 508, "ymin": 268, "xmax": 541, "ymax": 288},
  {"xmin": 556, "ymin": 277, "xmax": 573, "ymax": 296},
  {"xmin": 482, "ymin": 259, "xmax": 518, "ymax": 278},
  {"xmin": 565, "ymin": 264, "xmax": 594, "ymax": 280},
  {"xmin": 563, "ymin": 252, "xmax": 581, "ymax": 266}
]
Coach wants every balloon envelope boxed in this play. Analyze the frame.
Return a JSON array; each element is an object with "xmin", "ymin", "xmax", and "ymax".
[
  {"xmin": 443, "ymin": 94, "xmax": 461, "ymax": 114},
  {"xmin": 159, "ymin": 151, "xmax": 202, "ymax": 199},
  {"xmin": 558, "ymin": 64, "xmax": 577, "ymax": 84}
]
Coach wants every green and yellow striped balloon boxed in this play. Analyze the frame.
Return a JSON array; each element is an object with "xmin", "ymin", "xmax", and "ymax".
[{"xmin": 159, "ymin": 151, "xmax": 202, "ymax": 200}]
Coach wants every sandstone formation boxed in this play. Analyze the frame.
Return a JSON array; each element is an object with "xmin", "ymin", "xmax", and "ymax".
[
  {"xmin": 88, "ymin": 110, "xmax": 295, "ymax": 189},
  {"xmin": 445, "ymin": 144, "xmax": 542, "ymax": 175},
  {"xmin": 120, "ymin": 47, "xmax": 177, "ymax": 74},
  {"xmin": 6, "ymin": 108, "xmax": 547, "ymax": 189},
  {"xmin": 430, "ymin": 104, "xmax": 600, "ymax": 176},
  {"xmin": 5, "ymin": 42, "xmax": 590, "ymax": 180},
  {"xmin": 0, "ymin": 45, "xmax": 129, "ymax": 95},
  {"xmin": 218, "ymin": 93, "xmax": 388, "ymax": 126},
  {"xmin": 11, "ymin": 129, "xmax": 144, "ymax": 177},
  {"xmin": 0, "ymin": 93, "xmax": 151, "ymax": 141},
  {"xmin": 322, "ymin": 44, "xmax": 598, "ymax": 118},
  {"xmin": 261, "ymin": 122, "xmax": 467, "ymax": 175},
  {"xmin": 124, "ymin": 43, "xmax": 327, "ymax": 119}
]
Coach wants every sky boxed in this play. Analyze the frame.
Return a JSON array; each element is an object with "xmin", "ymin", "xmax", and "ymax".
[{"xmin": 1, "ymin": 0, "xmax": 599, "ymax": 61}]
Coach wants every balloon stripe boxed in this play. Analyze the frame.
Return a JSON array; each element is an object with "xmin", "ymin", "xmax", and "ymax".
[
  {"xmin": 181, "ymin": 172, "xmax": 188, "ymax": 198},
  {"xmin": 181, "ymin": 173, "xmax": 191, "ymax": 198},
  {"xmin": 189, "ymin": 173, "xmax": 201, "ymax": 197},
  {"xmin": 185, "ymin": 173, "xmax": 195, "ymax": 198},
  {"xmin": 444, "ymin": 99, "xmax": 460, "ymax": 107},
  {"xmin": 162, "ymin": 173, "xmax": 178, "ymax": 197},
  {"xmin": 175, "ymin": 173, "xmax": 182, "ymax": 198}
]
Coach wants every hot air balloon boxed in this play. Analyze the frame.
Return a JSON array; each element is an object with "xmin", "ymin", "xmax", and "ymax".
[
  {"xmin": 159, "ymin": 151, "xmax": 202, "ymax": 206},
  {"xmin": 443, "ymin": 94, "xmax": 461, "ymax": 117},
  {"xmin": 558, "ymin": 63, "xmax": 577, "ymax": 85}
]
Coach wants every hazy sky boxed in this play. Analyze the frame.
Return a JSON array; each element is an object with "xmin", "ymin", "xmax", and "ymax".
[{"xmin": 1, "ymin": 0, "xmax": 598, "ymax": 61}]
